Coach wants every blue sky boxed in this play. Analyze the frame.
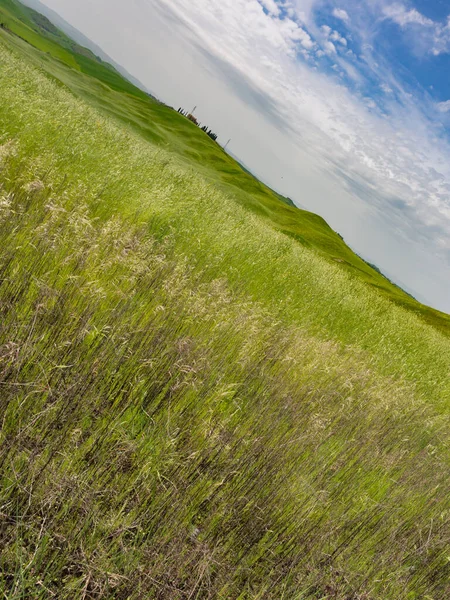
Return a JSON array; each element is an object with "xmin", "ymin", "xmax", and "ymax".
[{"xmin": 31, "ymin": 0, "xmax": 450, "ymax": 312}]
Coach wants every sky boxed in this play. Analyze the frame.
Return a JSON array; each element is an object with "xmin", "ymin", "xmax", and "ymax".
[{"xmin": 32, "ymin": 0, "xmax": 450, "ymax": 312}]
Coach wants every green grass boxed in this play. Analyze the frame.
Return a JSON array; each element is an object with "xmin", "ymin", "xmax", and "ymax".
[{"xmin": 0, "ymin": 8, "xmax": 450, "ymax": 600}]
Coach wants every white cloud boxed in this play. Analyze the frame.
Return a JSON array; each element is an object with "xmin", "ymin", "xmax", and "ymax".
[
  {"xmin": 330, "ymin": 30, "xmax": 347, "ymax": 45},
  {"xmin": 323, "ymin": 40, "xmax": 337, "ymax": 54},
  {"xmin": 280, "ymin": 17, "xmax": 315, "ymax": 49},
  {"xmin": 364, "ymin": 97, "xmax": 377, "ymax": 110},
  {"xmin": 295, "ymin": 28, "xmax": 315, "ymax": 49},
  {"xmin": 332, "ymin": 8, "xmax": 349, "ymax": 24},
  {"xmin": 383, "ymin": 3, "xmax": 433, "ymax": 27},
  {"xmin": 290, "ymin": 0, "xmax": 320, "ymax": 23},
  {"xmin": 259, "ymin": 0, "xmax": 280, "ymax": 17},
  {"xmin": 321, "ymin": 25, "xmax": 347, "ymax": 50},
  {"xmin": 381, "ymin": 83, "xmax": 393, "ymax": 94},
  {"xmin": 431, "ymin": 19, "xmax": 450, "ymax": 56},
  {"xmin": 381, "ymin": 4, "xmax": 450, "ymax": 57},
  {"xmin": 437, "ymin": 100, "xmax": 450, "ymax": 113}
]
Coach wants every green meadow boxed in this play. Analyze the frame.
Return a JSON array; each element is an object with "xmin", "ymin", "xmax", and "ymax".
[{"xmin": 0, "ymin": 1, "xmax": 449, "ymax": 598}]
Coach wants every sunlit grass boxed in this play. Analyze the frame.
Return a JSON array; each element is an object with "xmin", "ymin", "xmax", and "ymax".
[{"xmin": 0, "ymin": 40, "xmax": 449, "ymax": 599}]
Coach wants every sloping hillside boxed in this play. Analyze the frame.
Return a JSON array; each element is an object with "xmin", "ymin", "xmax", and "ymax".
[{"xmin": 0, "ymin": 4, "xmax": 449, "ymax": 599}]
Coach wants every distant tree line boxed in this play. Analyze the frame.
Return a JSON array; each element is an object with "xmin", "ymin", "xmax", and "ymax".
[
  {"xmin": 177, "ymin": 107, "xmax": 218, "ymax": 142},
  {"xmin": 200, "ymin": 125, "xmax": 217, "ymax": 142}
]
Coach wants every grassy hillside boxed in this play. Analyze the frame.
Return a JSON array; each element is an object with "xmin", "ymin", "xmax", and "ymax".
[
  {"xmin": 1, "ymin": 0, "xmax": 449, "ymax": 335},
  {"xmin": 0, "ymin": 5, "xmax": 450, "ymax": 600},
  {"xmin": 0, "ymin": 0, "xmax": 150, "ymax": 97}
]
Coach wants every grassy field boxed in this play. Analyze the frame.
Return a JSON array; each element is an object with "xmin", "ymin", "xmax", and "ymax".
[{"xmin": 0, "ymin": 3, "xmax": 450, "ymax": 599}]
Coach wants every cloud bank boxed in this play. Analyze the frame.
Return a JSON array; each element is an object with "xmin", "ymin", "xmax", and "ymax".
[{"xmin": 159, "ymin": 0, "xmax": 450, "ymax": 255}]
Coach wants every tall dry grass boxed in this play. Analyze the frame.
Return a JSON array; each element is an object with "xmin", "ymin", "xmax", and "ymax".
[{"xmin": 0, "ymin": 41, "xmax": 449, "ymax": 599}]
